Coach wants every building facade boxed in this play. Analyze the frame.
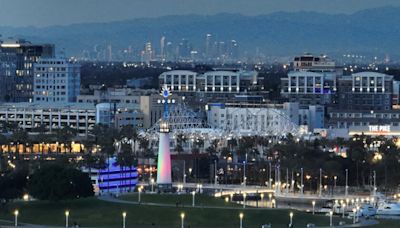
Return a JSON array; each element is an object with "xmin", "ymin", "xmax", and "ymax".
[
  {"xmin": 34, "ymin": 58, "xmax": 81, "ymax": 103},
  {"xmin": 0, "ymin": 102, "xmax": 144, "ymax": 136},
  {"xmin": 0, "ymin": 39, "xmax": 55, "ymax": 102},
  {"xmin": 207, "ymin": 102, "xmax": 302, "ymax": 135},
  {"xmin": 159, "ymin": 69, "xmax": 261, "ymax": 93},
  {"xmin": 336, "ymin": 72, "xmax": 393, "ymax": 111}
]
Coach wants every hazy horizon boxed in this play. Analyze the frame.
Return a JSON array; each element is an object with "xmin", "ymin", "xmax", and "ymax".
[{"xmin": 1, "ymin": 0, "xmax": 400, "ymax": 27}]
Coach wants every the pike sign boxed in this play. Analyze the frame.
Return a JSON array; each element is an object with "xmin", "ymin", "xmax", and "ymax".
[{"xmin": 368, "ymin": 125, "xmax": 391, "ymax": 133}]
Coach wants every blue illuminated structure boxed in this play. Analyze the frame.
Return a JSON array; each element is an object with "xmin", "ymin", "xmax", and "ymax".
[{"xmin": 97, "ymin": 157, "xmax": 139, "ymax": 193}]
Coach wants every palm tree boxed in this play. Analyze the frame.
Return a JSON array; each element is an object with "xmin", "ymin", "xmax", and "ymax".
[
  {"xmin": 175, "ymin": 133, "xmax": 186, "ymax": 154},
  {"xmin": 54, "ymin": 126, "xmax": 77, "ymax": 154}
]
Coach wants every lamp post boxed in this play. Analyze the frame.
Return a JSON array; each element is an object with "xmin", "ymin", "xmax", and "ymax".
[
  {"xmin": 243, "ymin": 153, "xmax": 247, "ymax": 186},
  {"xmin": 242, "ymin": 193, "xmax": 247, "ymax": 208},
  {"xmin": 65, "ymin": 210, "xmax": 69, "ymax": 228},
  {"xmin": 345, "ymin": 169, "xmax": 349, "ymax": 197},
  {"xmin": 260, "ymin": 193, "xmax": 264, "ymax": 206},
  {"xmin": 352, "ymin": 208, "xmax": 356, "ymax": 224},
  {"xmin": 239, "ymin": 213, "xmax": 244, "ymax": 228},
  {"xmin": 151, "ymin": 178, "xmax": 155, "ymax": 192},
  {"xmin": 300, "ymin": 168, "xmax": 304, "ymax": 195},
  {"xmin": 289, "ymin": 212, "xmax": 293, "ymax": 226},
  {"xmin": 14, "ymin": 210, "xmax": 18, "ymax": 227},
  {"xmin": 180, "ymin": 212, "xmax": 185, "ymax": 228},
  {"xmin": 138, "ymin": 186, "xmax": 142, "ymax": 203},
  {"xmin": 356, "ymin": 206, "xmax": 360, "ymax": 223},
  {"xmin": 192, "ymin": 191, "xmax": 196, "ymax": 207},
  {"xmin": 333, "ymin": 176, "xmax": 337, "ymax": 195},
  {"xmin": 312, "ymin": 201, "xmax": 316, "ymax": 215},
  {"xmin": 319, "ymin": 168, "xmax": 322, "ymax": 197},
  {"xmin": 329, "ymin": 211, "xmax": 333, "ymax": 227},
  {"xmin": 342, "ymin": 203, "xmax": 346, "ymax": 218},
  {"xmin": 122, "ymin": 212, "xmax": 126, "ymax": 228}
]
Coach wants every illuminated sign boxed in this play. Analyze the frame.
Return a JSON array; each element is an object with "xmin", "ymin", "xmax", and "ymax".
[{"xmin": 369, "ymin": 125, "xmax": 390, "ymax": 133}]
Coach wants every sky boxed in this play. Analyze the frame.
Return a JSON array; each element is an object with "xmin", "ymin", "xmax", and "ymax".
[{"xmin": 0, "ymin": 0, "xmax": 399, "ymax": 27}]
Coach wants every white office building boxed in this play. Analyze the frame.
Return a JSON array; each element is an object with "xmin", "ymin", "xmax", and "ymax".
[
  {"xmin": 159, "ymin": 69, "xmax": 259, "ymax": 93},
  {"xmin": 34, "ymin": 58, "xmax": 80, "ymax": 103}
]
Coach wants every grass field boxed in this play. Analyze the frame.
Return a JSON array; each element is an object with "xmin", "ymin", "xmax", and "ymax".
[
  {"xmin": 118, "ymin": 192, "xmax": 242, "ymax": 207},
  {"xmin": 0, "ymin": 195, "xmax": 356, "ymax": 228}
]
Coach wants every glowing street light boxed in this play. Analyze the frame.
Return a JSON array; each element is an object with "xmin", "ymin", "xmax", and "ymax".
[
  {"xmin": 289, "ymin": 212, "xmax": 293, "ymax": 226},
  {"xmin": 342, "ymin": 203, "xmax": 346, "ymax": 218},
  {"xmin": 14, "ymin": 210, "xmax": 19, "ymax": 227},
  {"xmin": 242, "ymin": 193, "xmax": 247, "ymax": 209},
  {"xmin": 180, "ymin": 212, "xmax": 185, "ymax": 228},
  {"xmin": 352, "ymin": 208, "xmax": 356, "ymax": 224},
  {"xmin": 329, "ymin": 211, "xmax": 333, "ymax": 227},
  {"xmin": 138, "ymin": 186, "xmax": 143, "ymax": 203},
  {"xmin": 122, "ymin": 212, "xmax": 127, "ymax": 228},
  {"xmin": 239, "ymin": 213, "xmax": 244, "ymax": 228},
  {"xmin": 150, "ymin": 178, "xmax": 155, "ymax": 192},
  {"xmin": 260, "ymin": 193, "xmax": 264, "ymax": 206},
  {"xmin": 65, "ymin": 210, "xmax": 70, "ymax": 228},
  {"xmin": 192, "ymin": 191, "xmax": 196, "ymax": 207},
  {"xmin": 312, "ymin": 201, "xmax": 316, "ymax": 215}
]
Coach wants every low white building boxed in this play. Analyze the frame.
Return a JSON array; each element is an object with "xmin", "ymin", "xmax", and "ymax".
[
  {"xmin": 0, "ymin": 102, "xmax": 144, "ymax": 136},
  {"xmin": 159, "ymin": 69, "xmax": 259, "ymax": 93},
  {"xmin": 206, "ymin": 102, "xmax": 300, "ymax": 136},
  {"xmin": 206, "ymin": 102, "xmax": 324, "ymax": 136}
]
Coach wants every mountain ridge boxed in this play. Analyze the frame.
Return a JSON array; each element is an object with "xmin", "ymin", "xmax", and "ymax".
[{"xmin": 1, "ymin": 6, "xmax": 399, "ymax": 58}]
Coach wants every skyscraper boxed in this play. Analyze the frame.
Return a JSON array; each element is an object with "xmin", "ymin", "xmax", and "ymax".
[
  {"xmin": 160, "ymin": 36, "xmax": 166, "ymax": 60},
  {"xmin": 33, "ymin": 58, "xmax": 81, "ymax": 103},
  {"xmin": 0, "ymin": 39, "xmax": 55, "ymax": 102},
  {"xmin": 205, "ymin": 34, "xmax": 212, "ymax": 60}
]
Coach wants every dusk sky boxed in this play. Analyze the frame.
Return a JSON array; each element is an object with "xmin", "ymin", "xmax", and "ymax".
[{"xmin": 1, "ymin": 0, "xmax": 399, "ymax": 27}]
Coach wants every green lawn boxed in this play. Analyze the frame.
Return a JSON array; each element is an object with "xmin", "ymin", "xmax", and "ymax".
[
  {"xmin": 119, "ymin": 193, "xmax": 242, "ymax": 207},
  {"xmin": 0, "ymin": 197, "xmax": 352, "ymax": 228}
]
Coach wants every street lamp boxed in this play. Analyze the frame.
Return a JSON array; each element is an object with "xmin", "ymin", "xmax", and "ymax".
[
  {"xmin": 239, "ymin": 213, "xmax": 244, "ymax": 228},
  {"xmin": 180, "ymin": 212, "xmax": 185, "ymax": 228},
  {"xmin": 14, "ymin": 210, "xmax": 18, "ymax": 227},
  {"xmin": 300, "ymin": 168, "xmax": 304, "ymax": 195},
  {"xmin": 150, "ymin": 178, "xmax": 155, "ymax": 192},
  {"xmin": 289, "ymin": 212, "xmax": 293, "ymax": 226},
  {"xmin": 65, "ymin": 210, "xmax": 70, "ymax": 228},
  {"xmin": 122, "ymin": 212, "xmax": 127, "ymax": 228},
  {"xmin": 138, "ymin": 186, "xmax": 143, "ymax": 203},
  {"xmin": 345, "ymin": 169, "xmax": 349, "ymax": 197},
  {"xmin": 260, "ymin": 193, "xmax": 264, "ymax": 206},
  {"xmin": 242, "ymin": 193, "xmax": 247, "ymax": 209},
  {"xmin": 192, "ymin": 191, "xmax": 196, "ymax": 207},
  {"xmin": 352, "ymin": 208, "xmax": 356, "ymax": 224},
  {"xmin": 333, "ymin": 176, "xmax": 337, "ymax": 194},
  {"xmin": 342, "ymin": 203, "xmax": 346, "ymax": 218},
  {"xmin": 312, "ymin": 201, "xmax": 316, "ymax": 215},
  {"xmin": 329, "ymin": 211, "xmax": 333, "ymax": 227}
]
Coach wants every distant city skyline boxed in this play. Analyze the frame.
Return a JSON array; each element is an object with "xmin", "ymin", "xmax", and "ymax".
[{"xmin": 0, "ymin": 0, "xmax": 400, "ymax": 27}]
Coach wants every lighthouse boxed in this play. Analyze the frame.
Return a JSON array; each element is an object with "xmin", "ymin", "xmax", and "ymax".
[{"xmin": 156, "ymin": 85, "xmax": 173, "ymax": 190}]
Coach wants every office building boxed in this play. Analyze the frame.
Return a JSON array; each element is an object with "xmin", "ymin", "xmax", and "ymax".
[
  {"xmin": 159, "ymin": 69, "xmax": 261, "ymax": 93},
  {"xmin": 281, "ymin": 54, "xmax": 341, "ymax": 106},
  {"xmin": 0, "ymin": 39, "xmax": 55, "ymax": 102},
  {"xmin": 33, "ymin": 58, "xmax": 81, "ymax": 103},
  {"xmin": 336, "ymin": 72, "xmax": 393, "ymax": 111}
]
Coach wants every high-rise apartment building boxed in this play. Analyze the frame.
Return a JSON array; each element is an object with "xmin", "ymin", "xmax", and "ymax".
[
  {"xmin": 33, "ymin": 58, "xmax": 80, "ymax": 103},
  {"xmin": 0, "ymin": 39, "xmax": 55, "ymax": 102},
  {"xmin": 281, "ymin": 54, "xmax": 341, "ymax": 106},
  {"xmin": 336, "ymin": 72, "xmax": 393, "ymax": 110}
]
